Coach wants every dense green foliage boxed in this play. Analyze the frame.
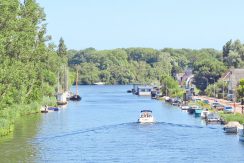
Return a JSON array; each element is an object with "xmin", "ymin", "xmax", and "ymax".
[
  {"xmin": 68, "ymin": 46, "xmax": 234, "ymax": 94},
  {"xmin": 205, "ymin": 80, "xmax": 228, "ymax": 98},
  {"xmin": 160, "ymin": 74, "xmax": 184, "ymax": 97},
  {"xmin": 0, "ymin": 0, "xmax": 65, "ymax": 136},
  {"xmin": 68, "ymin": 48, "xmax": 172, "ymax": 84},
  {"xmin": 223, "ymin": 39, "xmax": 244, "ymax": 68},
  {"xmin": 237, "ymin": 79, "xmax": 244, "ymax": 98},
  {"xmin": 193, "ymin": 58, "xmax": 226, "ymax": 91}
]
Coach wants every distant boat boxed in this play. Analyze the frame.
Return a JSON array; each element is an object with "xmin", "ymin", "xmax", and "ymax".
[
  {"xmin": 206, "ymin": 113, "xmax": 220, "ymax": 122},
  {"xmin": 187, "ymin": 105, "xmax": 200, "ymax": 114},
  {"xmin": 181, "ymin": 105, "xmax": 190, "ymax": 110},
  {"xmin": 239, "ymin": 125, "xmax": 244, "ymax": 141},
  {"xmin": 223, "ymin": 121, "xmax": 241, "ymax": 133},
  {"xmin": 40, "ymin": 106, "xmax": 48, "ymax": 113},
  {"xmin": 48, "ymin": 107, "xmax": 59, "ymax": 111},
  {"xmin": 138, "ymin": 110, "xmax": 155, "ymax": 123},
  {"xmin": 57, "ymin": 70, "xmax": 68, "ymax": 105},
  {"xmin": 41, "ymin": 110, "xmax": 48, "ymax": 113},
  {"xmin": 93, "ymin": 82, "xmax": 105, "ymax": 85},
  {"xmin": 57, "ymin": 92, "xmax": 68, "ymax": 105},
  {"xmin": 200, "ymin": 109, "xmax": 210, "ymax": 119},
  {"xmin": 194, "ymin": 109, "xmax": 202, "ymax": 117},
  {"xmin": 65, "ymin": 91, "xmax": 73, "ymax": 101},
  {"xmin": 70, "ymin": 95, "xmax": 81, "ymax": 101},
  {"xmin": 70, "ymin": 69, "xmax": 82, "ymax": 101},
  {"xmin": 136, "ymin": 86, "xmax": 152, "ymax": 96}
]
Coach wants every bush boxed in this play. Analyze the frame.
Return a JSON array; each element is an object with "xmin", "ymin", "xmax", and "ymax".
[{"xmin": 41, "ymin": 96, "xmax": 57, "ymax": 107}]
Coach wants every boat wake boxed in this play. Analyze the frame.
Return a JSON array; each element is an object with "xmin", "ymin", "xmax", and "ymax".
[
  {"xmin": 34, "ymin": 121, "xmax": 218, "ymax": 142},
  {"xmin": 156, "ymin": 122, "xmax": 218, "ymax": 130},
  {"xmin": 35, "ymin": 122, "xmax": 131, "ymax": 142}
]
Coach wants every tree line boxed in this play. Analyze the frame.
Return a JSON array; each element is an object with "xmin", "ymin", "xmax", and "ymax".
[
  {"xmin": 0, "ymin": 0, "xmax": 67, "ymax": 136},
  {"xmin": 68, "ymin": 40, "xmax": 244, "ymax": 98}
]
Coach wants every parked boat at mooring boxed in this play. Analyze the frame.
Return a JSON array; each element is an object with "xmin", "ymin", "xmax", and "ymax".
[
  {"xmin": 200, "ymin": 109, "xmax": 210, "ymax": 119},
  {"xmin": 206, "ymin": 113, "xmax": 220, "ymax": 122},
  {"xmin": 223, "ymin": 121, "xmax": 241, "ymax": 134},
  {"xmin": 70, "ymin": 69, "xmax": 82, "ymax": 101}
]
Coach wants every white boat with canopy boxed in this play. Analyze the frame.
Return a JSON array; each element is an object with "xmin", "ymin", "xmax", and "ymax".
[{"xmin": 138, "ymin": 110, "xmax": 155, "ymax": 123}]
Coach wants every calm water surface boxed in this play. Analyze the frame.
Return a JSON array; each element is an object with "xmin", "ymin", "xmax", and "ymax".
[{"xmin": 1, "ymin": 85, "xmax": 244, "ymax": 163}]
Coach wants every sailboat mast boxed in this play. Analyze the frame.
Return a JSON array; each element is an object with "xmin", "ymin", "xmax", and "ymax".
[
  {"xmin": 57, "ymin": 72, "xmax": 60, "ymax": 93},
  {"xmin": 66, "ymin": 67, "xmax": 69, "ymax": 91},
  {"xmin": 63, "ymin": 65, "xmax": 66, "ymax": 92},
  {"xmin": 76, "ymin": 69, "xmax": 78, "ymax": 95}
]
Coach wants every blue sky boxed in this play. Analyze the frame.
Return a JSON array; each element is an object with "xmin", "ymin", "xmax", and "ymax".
[{"xmin": 37, "ymin": 0, "xmax": 244, "ymax": 50}]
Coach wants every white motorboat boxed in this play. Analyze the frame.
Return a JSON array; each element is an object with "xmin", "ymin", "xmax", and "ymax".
[
  {"xmin": 200, "ymin": 109, "xmax": 210, "ymax": 119},
  {"xmin": 138, "ymin": 110, "xmax": 155, "ymax": 123},
  {"xmin": 181, "ymin": 105, "xmax": 190, "ymax": 110},
  {"xmin": 206, "ymin": 113, "xmax": 220, "ymax": 122},
  {"xmin": 93, "ymin": 82, "xmax": 105, "ymax": 85}
]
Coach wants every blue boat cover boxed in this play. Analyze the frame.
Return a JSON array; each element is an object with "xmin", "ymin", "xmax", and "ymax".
[{"xmin": 141, "ymin": 110, "xmax": 152, "ymax": 112}]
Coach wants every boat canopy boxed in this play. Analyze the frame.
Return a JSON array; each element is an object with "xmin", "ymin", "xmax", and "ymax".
[{"xmin": 141, "ymin": 110, "xmax": 152, "ymax": 113}]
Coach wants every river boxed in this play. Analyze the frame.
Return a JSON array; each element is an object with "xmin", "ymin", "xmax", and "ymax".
[{"xmin": 0, "ymin": 85, "xmax": 244, "ymax": 163}]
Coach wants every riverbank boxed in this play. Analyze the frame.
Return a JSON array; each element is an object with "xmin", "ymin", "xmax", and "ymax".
[
  {"xmin": 0, "ymin": 96, "xmax": 57, "ymax": 137},
  {"xmin": 0, "ymin": 103, "xmax": 39, "ymax": 136},
  {"xmin": 219, "ymin": 112, "xmax": 244, "ymax": 124},
  {"xmin": 194, "ymin": 96, "xmax": 244, "ymax": 124}
]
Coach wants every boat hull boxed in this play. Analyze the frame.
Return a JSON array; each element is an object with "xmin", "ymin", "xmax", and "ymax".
[
  {"xmin": 181, "ymin": 106, "xmax": 190, "ymax": 110},
  {"xmin": 57, "ymin": 101, "xmax": 68, "ymax": 105},
  {"xmin": 41, "ymin": 110, "xmax": 48, "ymax": 113},
  {"xmin": 239, "ymin": 129, "xmax": 244, "ymax": 141},
  {"xmin": 187, "ymin": 108, "xmax": 195, "ymax": 114},
  {"xmin": 138, "ymin": 117, "xmax": 155, "ymax": 123},
  {"xmin": 207, "ymin": 118, "xmax": 220, "ymax": 122},
  {"xmin": 70, "ymin": 95, "xmax": 82, "ymax": 101},
  {"xmin": 194, "ymin": 109, "xmax": 202, "ymax": 117},
  {"xmin": 224, "ymin": 127, "xmax": 238, "ymax": 133}
]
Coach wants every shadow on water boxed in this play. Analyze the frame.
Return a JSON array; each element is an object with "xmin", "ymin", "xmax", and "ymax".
[{"xmin": 35, "ymin": 121, "xmax": 218, "ymax": 142}]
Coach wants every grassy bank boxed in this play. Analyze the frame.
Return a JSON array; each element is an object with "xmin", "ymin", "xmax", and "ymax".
[
  {"xmin": 193, "ymin": 101, "xmax": 244, "ymax": 124},
  {"xmin": 188, "ymin": 101, "xmax": 214, "ymax": 111},
  {"xmin": 0, "ymin": 96, "xmax": 57, "ymax": 137},
  {"xmin": 219, "ymin": 112, "xmax": 244, "ymax": 124}
]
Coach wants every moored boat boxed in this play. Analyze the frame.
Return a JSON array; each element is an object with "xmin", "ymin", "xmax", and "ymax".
[
  {"xmin": 200, "ymin": 109, "xmax": 209, "ymax": 119},
  {"xmin": 93, "ymin": 82, "xmax": 105, "ymax": 85},
  {"xmin": 181, "ymin": 105, "xmax": 190, "ymax": 110},
  {"xmin": 238, "ymin": 124, "xmax": 244, "ymax": 141},
  {"xmin": 194, "ymin": 109, "xmax": 202, "ymax": 117},
  {"xmin": 40, "ymin": 106, "xmax": 48, "ymax": 113},
  {"xmin": 65, "ymin": 91, "xmax": 73, "ymax": 101},
  {"xmin": 57, "ymin": 92, "xmax": 68, "ymax": 105},
  {"xmin": 48, "ymin": 107, "xmax": 59, "ymax": 111},
  {"xmin": 41, "ymin": 110, "xmax": 48, "ymax": 113},
  {"xmin": 70, "ymin": 70, "xmax": 82, "ymax": 101},
  {"xmin": 223, "ymin": 121, "xmax": 241, "ymax": 133},
  {"xmin": 138, "ymin": 110, "xmax": 155, "ymax": 123},
  {"xmin": 164, "ymin": 96, "xmax": 171, "ymax": 102},
  {"xmin": 188, "ymin": 105, "xmax": 200, "ymax": 114},
  {"xmin": 70, "ymin": 95, "xmax": 82, "ymax": 101},
  {"xmin": 206, "ymin": 113, "xmax": 220, "ymax": 122}
]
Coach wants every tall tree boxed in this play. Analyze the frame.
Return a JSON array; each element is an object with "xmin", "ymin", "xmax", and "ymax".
[
  {"xmin": 57, "ymin": 37, "xmax": 67, "ymax": 60},
  {"xmin": 223, "ymin": 39, "xmax": 233, "ymax": 64}
]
